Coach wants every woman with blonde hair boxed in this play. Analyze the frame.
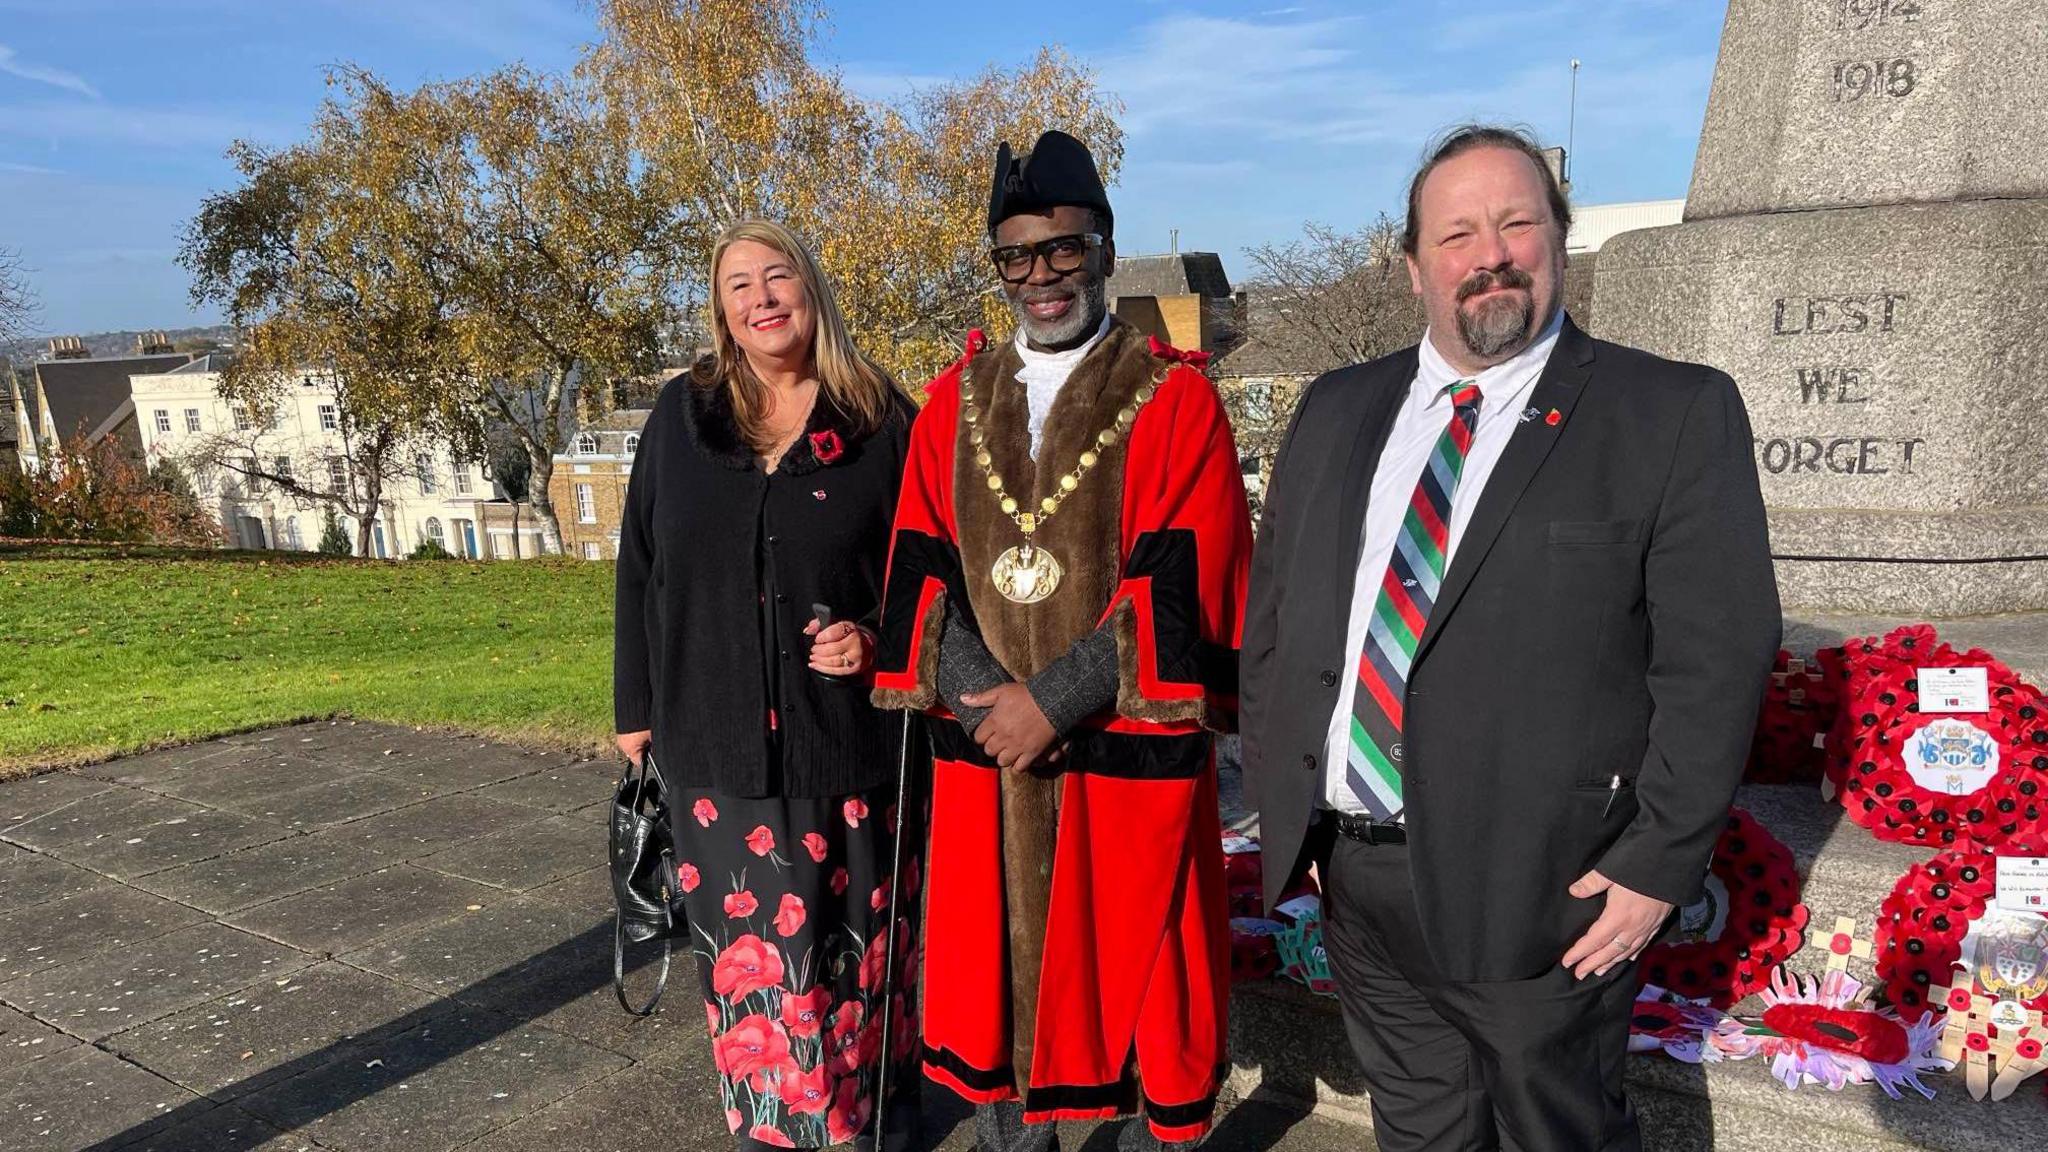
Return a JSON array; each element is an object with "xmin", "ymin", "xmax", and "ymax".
[{"xmin": 614, "ymin": 220, "xmax": 921, "ymax": 1151}]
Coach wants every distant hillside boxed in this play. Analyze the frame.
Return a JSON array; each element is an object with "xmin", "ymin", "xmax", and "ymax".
[{"xmin": 1, "ymin": 325, "xmax": 238, "ymax": 364}]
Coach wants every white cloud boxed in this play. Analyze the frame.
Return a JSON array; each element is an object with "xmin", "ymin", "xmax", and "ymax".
[
  {"xmin": 0, "ymin": 100, "xmax": 289, "ymax": 150},
  {"xmin": 0, "ymin": 43, "xmax": 100, "ymax": 99}
]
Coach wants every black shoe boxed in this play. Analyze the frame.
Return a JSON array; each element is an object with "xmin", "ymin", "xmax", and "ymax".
[
  {"xmin": 1116, "ymin": 1119, "xmax": 1201, "ymax": 1152},
  {"xmin": 974, "ymin": 1100, "xmax": 1058, "ymax": 1152}
]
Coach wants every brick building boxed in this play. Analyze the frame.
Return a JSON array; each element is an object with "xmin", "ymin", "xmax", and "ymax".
[{"xmin": 549, "ymin": 407, "xmax": 647, "ymax": 561}]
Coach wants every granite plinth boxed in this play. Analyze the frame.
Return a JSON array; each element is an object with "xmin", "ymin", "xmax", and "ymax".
[
  {"xmin": 1591, "ymin": 199, "xmax": 2048, "ymax": 614},
  {"xmin": 1686, "ymin": 0, "xmax": 2048, "ymax": 219}
]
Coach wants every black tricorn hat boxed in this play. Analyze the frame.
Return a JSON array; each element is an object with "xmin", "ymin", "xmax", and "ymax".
[{"xmin": 987, "ymin": 130, "xmax": 1113, "ymax": 238}]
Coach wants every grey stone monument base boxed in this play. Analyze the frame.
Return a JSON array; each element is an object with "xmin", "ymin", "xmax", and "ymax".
[{"xmin": 1593, "ymin": 199, "xmax": 2048, "ymax": 617}]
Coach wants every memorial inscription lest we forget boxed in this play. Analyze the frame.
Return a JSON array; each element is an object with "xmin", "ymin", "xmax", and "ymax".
[{"xmin": 1593, "ymin": 0, "xmax": 2048, "ymax": 615}]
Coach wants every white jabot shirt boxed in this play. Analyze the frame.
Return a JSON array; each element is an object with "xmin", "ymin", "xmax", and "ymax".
[
  {"xmin": 1014, "ymin": 311, "xmax": 1113, "ymax": 460},
  {"xmin": 1321, "ymin": 309, "xmax": 1566, "ymax": 814}
]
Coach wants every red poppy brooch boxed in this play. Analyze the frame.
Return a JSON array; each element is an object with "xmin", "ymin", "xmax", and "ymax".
[
  {"xmin": 808, "ymin": 430, "xmax": 845, "ymax": 465},
  {"xmin": 1640, "ymin": 807, "xmax": 1809, "ymax": 1008}
]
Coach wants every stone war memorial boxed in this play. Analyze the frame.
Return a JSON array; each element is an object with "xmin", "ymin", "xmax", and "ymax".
[{"xmin": 1595, "ymin": 0, "xmax": 2048, "ymax": 619}]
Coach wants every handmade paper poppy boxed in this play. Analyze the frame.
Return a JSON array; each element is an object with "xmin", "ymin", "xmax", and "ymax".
[{"xmin": 1718, "ymin": 969, "xmax": 1950, "ymax": 1096}]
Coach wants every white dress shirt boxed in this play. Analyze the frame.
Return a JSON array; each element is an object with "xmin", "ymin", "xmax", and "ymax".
[
  {"xmin": 1014, "ymin": 311, "xmax": 1112, "ymax": 460},
  {"xmin": 1321, "ymin": 309, "xmax": 1565, "ymax": 814}
]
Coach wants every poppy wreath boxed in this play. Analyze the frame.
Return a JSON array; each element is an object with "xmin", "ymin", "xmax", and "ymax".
[
  {"xmin": 1716, "ymin": 968, "xmax": 1952, "ymax": 1096},
  {"xmin": 1640, "ymin": 808, "xmax": 1810, "ymax": 1008},
  {"xmin": 1875, "ymin": 846, "xmax": 2048, "ymax": 1021},
  {"xmin": 1746, "ymin": 649, "xmax": 1839, "ymax": 785},
  {"xmin": 1819, "ymin": 627, "xmax": 1962, "ymax": 797},
  {"xmin": 1833, "ymin": 685, "xmax": 2048, "ymax": 850}
]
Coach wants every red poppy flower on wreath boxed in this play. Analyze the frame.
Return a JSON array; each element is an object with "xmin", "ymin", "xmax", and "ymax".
[
  {"xmin": 693, "ymin": 797, "xmax": 719, "ymax": 827},
  {"xmin": 827, "ymin": 1076, "xmax": 871, "ymax": 1144},
  {"xmin": 724, "ymin": 889, "xmax": 760, "ymax": 919},
  {"xmin": 677, "ymin": 861, "xmax": 701, "ymax": 893},
  {"xmin": 1832, "ymin": 682, "xmax": 2048, "ymax": 850},
  {"xmin": 773, "ymin": 893, "xmax": 807, "ymax": 938},
  {"xmin": 746, "ymin": 825, "xmax": 776, "ymax": 857},
  {"xmin": 779, "ymin": 1063, "xmax": 835, "ymax": 1114},
  {"xmin": 711, "ymin": 933, "xmax": 787, "ymax": 998},
  {"xmin": 1640, "ymin": 808, "xmax": 1809, "ymax": 1008},
  {"xmin": 717, "ymin": 1013, "xmax": 794, "ymax": 1087},
  {"xmin": 809, "ymin": 429, "xmax": 845, "ymax": 465},
  {"xmin": 750, "ymin": 1123, "xmax": 798, "ymax": 1148},
  {"xmin": 1877, "ymin": 846, "xmax": 2048, "ymax": 1021},
  {"xmin": 803, "ymin": 831, "xmax": 829, "ymax": 864},
  {"xmin": 782, "ymin": 985, "xmax": 832, "ymax": 1036},
  {"xmin": 843, "ymin": 798, "xmax": 868, "ymax": 828}
]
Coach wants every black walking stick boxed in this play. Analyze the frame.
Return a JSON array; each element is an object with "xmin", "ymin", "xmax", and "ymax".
[{"xmin": 870, "ymin": 708, "xmax": 917, "ymax": 1152}]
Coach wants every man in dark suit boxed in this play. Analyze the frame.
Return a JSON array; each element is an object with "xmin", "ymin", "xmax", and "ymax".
[{"xmin": 1240, "ymin": 124, "xmax": 1780, "ymax": 1151}]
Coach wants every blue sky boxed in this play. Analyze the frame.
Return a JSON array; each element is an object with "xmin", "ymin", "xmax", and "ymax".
[{"xmin": 0, "ymin": 0, "xmax": 1727, "ymax": 336}]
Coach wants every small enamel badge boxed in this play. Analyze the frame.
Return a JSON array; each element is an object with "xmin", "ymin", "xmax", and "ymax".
[
  {"xmin": 1520, "ymin": 406, "xmax": 1542, "ymax": 424},
  {"xmin": 813, "ymin": 490, "xmax": 828, "ymax": 501}
]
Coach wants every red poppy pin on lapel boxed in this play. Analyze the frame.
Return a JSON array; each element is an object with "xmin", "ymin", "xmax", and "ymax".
[{"xmin": 1545, "ymin": 409, "xmax": 1563, "ymax": 426}]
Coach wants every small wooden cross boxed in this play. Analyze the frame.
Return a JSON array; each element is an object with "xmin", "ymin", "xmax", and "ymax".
[
  {"xmin": 1809, "ymin": 916, "xmax": 1874, "ymax": 972},
  {"xmin": 1931, "ymin": 979, "xmax": 1997, "ymax": 1100},
  {"xmin": 1988, "ymin": 1010, "xmax": 2048, "ymax": 1102}
]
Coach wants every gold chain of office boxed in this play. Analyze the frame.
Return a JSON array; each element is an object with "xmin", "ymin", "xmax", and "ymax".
[{"xmin": 962, "ymin": 359, "xmax": 1170, "ymax": 604}]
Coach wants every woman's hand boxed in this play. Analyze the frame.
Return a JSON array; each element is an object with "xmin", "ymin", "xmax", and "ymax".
[
  {"xmin": 805, "ymin": 619, "xmax": 873, "ymax": 676},
  {"xmin": 616, "ymin": 730, "xmax": 653, "ymax": 767}
]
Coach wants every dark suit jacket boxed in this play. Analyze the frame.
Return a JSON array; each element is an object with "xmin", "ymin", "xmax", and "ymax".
[{"xmin": 1240, "ymin": 316, "xmax": 1781, "ymax": 982}]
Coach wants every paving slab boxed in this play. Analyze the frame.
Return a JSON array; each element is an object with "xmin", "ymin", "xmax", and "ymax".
[
  {"xmin": 227, "ymin": 866, "xmax": 504, "ymax": 957},
  {"xmin": 234, "ymin": 1007, "xmax": 628, "ymax": 1152},
  {"xmin": 0, "ymin": 852, "xmax": 103, "ymax": 914},
  {"xmin": 451, "ymin": 1058, "xmax": 724, "ymax": 1152},
  {"xmin": 415, "ymin": 815, "xmax": 599, "ymax": 894},
  {"xmin": 106, "ymin": 1104, "xmax": 324, "ymax": 1152},
  {"xmin": 214, "ymin": 773, "xmax": 442, "ymax": 831},
  {"xmin": 362, "ymin": 752, "xmax": 540, "ymax": 793},
  {"xmin": 107, "ymin": 960, "xmax": 444, "ymax": 1102},
  {"xmin": 0, "ymin": 922, "xmax": 313, "ymax": 1043},
  {"xmin": 75, "ymin": 743, "xmax": 253, "ymax": 789},
  {"xmin": 0, "ymin": 1004, "xmax": 78, "ymax": 1075},
  {"xmin": 0, "ymin": 883, "xmax": 208, "ymax": 984},
  {"xmin": 474, "ymin": 760, "xmax": 614, "ymax": 814},
  {"xmin": 131, "ymin": 828, "xmax": 396, "ymax": 916},
  {"xmin": 138, "ymin": 757, "xmax": 338, "ymax": 811},
  {"xmin": 0, "ymin": 1041, "xmax": 203, "ymax": 1151},
  {"xmin": 0, "ymin": 786, "xmax": 194, "ymax": 853},
  {"xmin": 526, "ymin": 866, "xmax": 612, "ymax": 920},
  {"xmin": 0, "ymin": 774, "xmax": 112, "ymax": 832},
  {"xmin": 341, "ymin": 897, "xmax": 689, "ymax": 1061},
  {"xmin": 47, "ymin": 806, "xmax": 293, "ymax": 882},
  {"xmin": 319, "ymin": 794, "xmax": 544, "ymax": 862}
]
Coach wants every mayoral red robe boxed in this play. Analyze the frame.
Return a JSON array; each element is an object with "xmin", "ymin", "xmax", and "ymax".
[{"xmin": 872, "ymin": 317, "xmax": 1252, "ymax": 1141}]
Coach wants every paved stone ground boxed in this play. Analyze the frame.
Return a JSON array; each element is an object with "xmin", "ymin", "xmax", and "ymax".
[{"xmin": 0, "ymin": 722, "xmax": 1361, "ymax": 1152}]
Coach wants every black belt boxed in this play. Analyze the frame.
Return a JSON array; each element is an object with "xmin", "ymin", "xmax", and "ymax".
[{"xmin": 1327, "ymin": 810, "xmax": 1407, "ymax": 845}]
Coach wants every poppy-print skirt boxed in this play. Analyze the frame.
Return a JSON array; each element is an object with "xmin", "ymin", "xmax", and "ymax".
[{"xmin": 671, "ymin": 782, "xmax": 923, "ymax": 1149}]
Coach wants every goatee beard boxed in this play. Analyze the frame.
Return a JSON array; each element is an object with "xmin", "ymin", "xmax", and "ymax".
[
  {"xmin": 1011, "ymin": 276, "xmax": 1107, "ymax": 349},
  {"xmin": 1454, "ymin": 266, "xmax": 1537, "ymax": 361}
]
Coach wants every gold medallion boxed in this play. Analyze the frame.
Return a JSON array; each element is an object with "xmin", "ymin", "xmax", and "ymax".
[{"xmin": 991, "ymin": 542, "xmax": 1063, "ymax": 604}]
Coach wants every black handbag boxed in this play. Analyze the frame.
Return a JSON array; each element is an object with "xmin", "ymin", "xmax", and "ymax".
[{"xmin": 609, "ymin": 751, "xmax": 678, "ymax": 1016}]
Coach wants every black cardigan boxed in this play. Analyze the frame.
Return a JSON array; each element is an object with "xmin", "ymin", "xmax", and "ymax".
[{"xmin": 614, "ymin": 372, "xmax": 914, "ymax": 797}]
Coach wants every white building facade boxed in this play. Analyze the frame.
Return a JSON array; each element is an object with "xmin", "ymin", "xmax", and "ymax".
[{"xmin": 132, "ymin": 360, "xmax": 544, "ymax": 558}]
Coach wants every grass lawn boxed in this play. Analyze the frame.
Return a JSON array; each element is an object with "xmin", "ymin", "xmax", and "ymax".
[{"xmin": 0, "ymin": 544, "xmax": 617, "ymax": 777}]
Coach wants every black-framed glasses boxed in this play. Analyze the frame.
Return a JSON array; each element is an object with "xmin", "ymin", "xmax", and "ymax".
[{"xmin": 989, "ymin": 233, "xmax": 1102, "ymax": 284}]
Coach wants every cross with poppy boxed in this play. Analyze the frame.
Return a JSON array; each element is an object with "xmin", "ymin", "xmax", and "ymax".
[
  {"xmin": 1808, "ymin": 915, "xmax": 1873, "ymax": 972},
  {"xmin": 1931, "ymin": 978, "xmax": 1997, "ymax": 1099},
  {"xmin": 1989, "ymin": 1013, "xmax": 2048, "ymax": 1101}
]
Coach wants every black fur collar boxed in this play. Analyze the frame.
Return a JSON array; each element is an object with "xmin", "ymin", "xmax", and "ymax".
[{"xmin": 680, "ymin": 371, "xmax": 856, "ymax": 476}]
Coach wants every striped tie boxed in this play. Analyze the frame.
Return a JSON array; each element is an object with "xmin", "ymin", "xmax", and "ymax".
[{"xmin": 1346, "ymin": 380, "xmax": 1482, "ymax": 821}]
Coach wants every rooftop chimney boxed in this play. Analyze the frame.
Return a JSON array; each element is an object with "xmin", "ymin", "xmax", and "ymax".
[
  {"xmin": 47, "ymin": 336, "xmax": 89, "ymax": 360},
  {"xmin": 137, "ymin": 331, "xmax": 175, "ymax": 356}
]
